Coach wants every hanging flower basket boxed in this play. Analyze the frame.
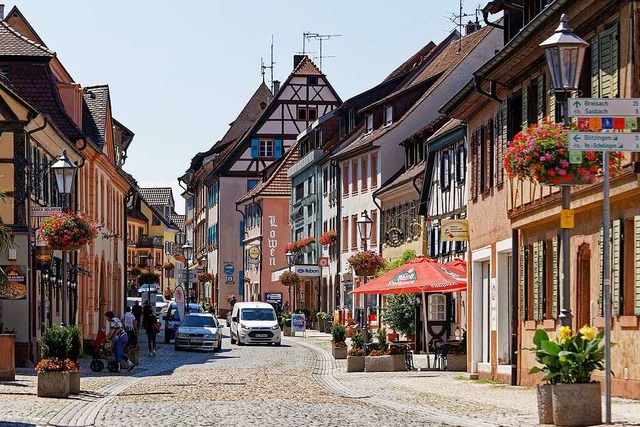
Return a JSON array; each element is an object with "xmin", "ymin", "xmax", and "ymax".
[
  {"xmin": 197, "ymin": 272, "xmax": 214, "ymax": 282},
  {"xmin": 279, "ymin": 271, "xmax": 301, "ymax": 287},
  {"xmin": 347, "ymin": 251, "xmax": 386, "ymax": 277},
  {"xmin": 319, "ymin": 230, "xmax": 337, "ymax": 246},
  {"xmin": 39, "ymin": 212, "xmax": 98, "ymax": 251},
  {"xmin": 504, "ymin": 119, "xmax": 624, "ymax": 185},
  {"xmin": 162, "ymin": 262, "xmax": 174, "ymax": 270}
]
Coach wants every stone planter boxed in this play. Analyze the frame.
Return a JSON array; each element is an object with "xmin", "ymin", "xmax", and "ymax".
[
  {"xmin": 332, "ymin": 345, "xmax": 347, "ymax": 359},
  {"xmin": 346, "ymin": 355, "xmax": 364, "ymax": 372},
  {"xmin": 552, "ymin": 382, "xmax": 602, "ymax": 426},
  {"xmin": 324, "ymin": 318, "xmax": 333, "ymax": 333},
  {"xmin": 318, "ymin": 319, "xmax": 326, "ymax": 333},
  {"xmin": 0, "ymin": 334, "xmax": 15, "ymax": 381},
  {"xmin": 68, "ymin": 371, "xmax": 80, "ymax": 395},
  {"xmin": 283, "ymin": 325, "xmax": 292, "ymax": 337},
  {"xmin": 445, "ymin": 354, "xmax": 467, "ymax": 371},
  {"xmin": 365, "ymin": 354, "xmax": 406, "ymax": 372},
  {"xmin": 37, "ymin": 371, "xmax": 70, "ymax": 398},
  {"xmin": 536, "ymin": 383, "xmax": 553, "ymax": 425}
]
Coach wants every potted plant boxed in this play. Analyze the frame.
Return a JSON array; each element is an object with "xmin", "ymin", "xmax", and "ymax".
[
  {"xmin": 39, "ymin": 212, "xmax": 99, "ymax": 251},
  {"xmin": 347, "ymin": 251, "xmax": 386, "ymax": 276},
  {"xmin": 529, "ymin": 325, "xmax": 609, "ymax": 426},
  {"xmin": 162, "ymin": 262, "xmax": 174, "ymax": 270},
  {"xmin": 330, "ymin": 323, "xmax": 347, "ymax": 359},
  {"xmin": 383, "ymin": 294, "xmax": 417, "ymax": 341},
  {"xmin": 504, "ymin": 119, "xmax": 624, "ymax": 185},
  {"xmin": 65, "ymin": 326, "xmax": 82, "ymax": 394},
  {"xmin": 444, "ymin": 329, "xmax": 467, "ymax": 372},
  {"xmin": 347, "ymin": 329, "xmax": 365, "ymax": 372},
  {"xmin": 279, "ymin": 271, "xmax": 301, "ymax": 288},
  {"xmin": 364, "ymin": 328, "xmax": 406, "ymax": 372},
  {"xmin": 316, "ymin": 312, "xmax": 328, "ymax": 332},
  {"xmin": 318, "ymin": 230, "xmax": 337, "ymax": 246},
  {"xmin": 279, "ymin": 312, "xmax": 292, "ymax": 336},
  {"xmin": 38, "ymin": 326, "xmax": 72, "ymax": 398},
  {"xmin": 197, "ymin": 272, "xmax": 214, "ymax": 282}
]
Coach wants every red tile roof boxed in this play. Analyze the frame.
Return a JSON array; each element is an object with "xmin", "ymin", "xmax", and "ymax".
[{"xmin": 292, "ymin": 56, "xmax": 322, "ymax": 76}]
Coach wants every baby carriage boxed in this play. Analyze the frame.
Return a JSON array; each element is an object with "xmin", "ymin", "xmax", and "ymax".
[{"xmin": 90, "ymin": 330, "xmax": 120, "ymax": 373}]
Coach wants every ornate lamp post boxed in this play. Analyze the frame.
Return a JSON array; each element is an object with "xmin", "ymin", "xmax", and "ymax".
[
  {"xmin": 539, "ymin": 14, "xmax": 588, "ymax": 328},
  {"xmin": 50, "ymin": 150, "xmax": 77, "ymax": 325},
  {"xmin": 146, "ymin": 253, "xmax": 154, "ymax": 311},
  {"xmin": 356, "ymin": 210, "xmax": 373, "ymax": 354},
  {"xmin": 182, "ymin": 241, "xmax": 193, "ymax": 314}
]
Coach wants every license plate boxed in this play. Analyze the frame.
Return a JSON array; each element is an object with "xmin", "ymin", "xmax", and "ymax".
[
  {"xmin": 255, "ymin": 334, "xmax": 267, "ymax": 337},
  {"xmin": 190, "ymin": 341, "xmax": 203, "ymax": 346}
]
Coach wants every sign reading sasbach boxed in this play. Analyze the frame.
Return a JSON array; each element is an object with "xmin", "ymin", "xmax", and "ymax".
[
  {"xmin": 568, "ymin": 132, "xmax": 640, "ymax": 152},
  {"xmin": 568, "ymin": 98, "xmax": 640, "ymax": 117}
]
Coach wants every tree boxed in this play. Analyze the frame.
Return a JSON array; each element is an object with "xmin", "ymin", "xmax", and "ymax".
[{"xmin": 383, "ymin": 294, "xmax": 418, "ymax": 337}]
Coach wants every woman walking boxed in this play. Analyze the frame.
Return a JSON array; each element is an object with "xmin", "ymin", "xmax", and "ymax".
[
  {"xmin": 105, "ymin": 311, "xmax": 134, "ymax": 372},
  {"xmin": 144, "ymin": 309, "xmax": 158, "ymax": 356}
]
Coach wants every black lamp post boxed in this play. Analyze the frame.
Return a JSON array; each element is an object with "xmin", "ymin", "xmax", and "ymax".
[
  {"xmin": 146, "ymin": 253, "xmax": 154, "ymax": 311},
  {"xmin": 285, "ymin": 250, "xmax": 297, "ymax": 312},
  {"xmin": 539, "ymin": 14, "xmax": 588, "ymax": 328},
  {"xmin": 182, "ymin": 241, "xmax": 193, "ymax": 314},
  {"xmin": 50, "ymin": 150, "xmax": 77, "ymax": 325},
  {"xmin": 356, "ymin": 210, "xmax": 373, "ymax": 354}
]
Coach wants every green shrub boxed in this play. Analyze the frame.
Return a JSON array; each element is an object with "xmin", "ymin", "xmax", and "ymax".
[
  {"xmin": 40, "ymin": 326, "xmax": 71, "ymax": 360},
  {"xmin": 350, "ymin": 330, "xmax": 364, "ymax": 349},
  {"xmin": 376, "ymin": 327, "xmax": 389, "ymax": 352},
  {"xmin": 383, "ymin": 294, "xmax": 417, "ymax": 336},
  {"xmin": 66, "ymin": 326, "xmax": 83, "ymax": 360},
  {"xmin": 330, "ymin": 323, "xmax": 346, "ymax": 343}
]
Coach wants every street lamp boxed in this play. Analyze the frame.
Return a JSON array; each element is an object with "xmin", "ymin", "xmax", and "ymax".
[
  {"xmin": 182, "ymin": 241, "xmax": 193, "ymax": 314},
  {"xmin": 146, "ymin": 253, "xmax": 154, "ymax": 312},
  {"xmin": 50, "ymin": 150, "xmax": 77, "ymax": 325},
  {"xmin": 539, "ymin": 14, "xmax": 588, "ymax": 328},
  {"xmin": 285, "ymin": 250, "xmax": 297, "ymax": 312},
  {"xmin": 356, "ymin": 210, "xmax": 373, "ymax": 355},
  {"xmin": 199, "ymin": 255, "xmax": 208, "ymax": 304}
]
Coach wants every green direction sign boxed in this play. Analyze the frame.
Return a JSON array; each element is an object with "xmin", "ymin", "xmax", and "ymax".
[
  {"xmin": 569, "ymin": 151, "xmax": 583, "ymax": 164},
  {"xmin": 568, "ymin": 132, "xmax": 640, "ymax": 152}
]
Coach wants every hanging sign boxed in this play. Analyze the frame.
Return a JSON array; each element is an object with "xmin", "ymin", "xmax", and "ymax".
[
  {"xmin": 248, "ymin": 246, "xmax": 260, "ymax": 264},
  {"xmin": 441, "ymin": 219, "xmax": 469, "ymax": 241}
]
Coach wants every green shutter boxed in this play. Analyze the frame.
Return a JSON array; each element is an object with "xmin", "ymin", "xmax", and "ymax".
[
  {"xmin": 611, "ymin": 219, "xmax": 622, "ymax": 316},
  {"xmin": 537, "ymin": 74, "xmax": 545, "ymax": 123},
  {"xmin": 634, "ymin": 215, "xmax": 640, "ymax": 315},
  {"xmin": 520, "ymin": 245, "xmax": 527, "ymax": 320},
  {"xmin": 522, "ymin": 86, "xmax": 529, "ymax": 129},
  {"xmin": 533, "ymin": 241, "xmax": 543, "ymax": 320},
  {"xmin": 599, "ymin": 24, "xmax": 619, "ymax": 98},
  {"xmin": 502, "ymin": 100, "xmax": 508, "ymax": 140},
  {"xmin": 591, "ymin": 36, "xmax": 600, "ymax": 97},
  {"xmin": 552, "ymin": 236, "xmax": 559, "ymax": 319}
]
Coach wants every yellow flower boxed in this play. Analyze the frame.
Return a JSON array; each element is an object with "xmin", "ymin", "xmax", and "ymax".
[
  {"xmin": 579, "ymin": 325, "xmax": 596, "ymax": 341},
  {"xmin": 558, "ymin": 326, "xmax": 572, "ymax": 344}
]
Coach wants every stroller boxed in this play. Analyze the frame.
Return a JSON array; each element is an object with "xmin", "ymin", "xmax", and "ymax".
[{"xmin": 90, "ymin": 330, "xmax": 120, "ymax": 373}]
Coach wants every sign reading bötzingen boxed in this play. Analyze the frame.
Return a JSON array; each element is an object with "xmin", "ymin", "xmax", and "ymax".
[{"xmin": 568, "ymin": 132, "xmax": 640, "ymax": 152}]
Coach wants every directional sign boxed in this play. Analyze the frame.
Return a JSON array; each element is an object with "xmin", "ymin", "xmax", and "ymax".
[
  {"xmin": 569, "ymin": 98, "xmax": 640, "ymax": 117},
  {"xmin": 568, "ymin": 132, "xmax": 640, "ymax": 152}
]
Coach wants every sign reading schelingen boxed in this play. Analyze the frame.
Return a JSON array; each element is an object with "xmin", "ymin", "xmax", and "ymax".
[
  {"xmin": 441, "ymin": 219, "xmax": 469, "ymax": 242},
  {"xmin": 568, "ymin": 132, "xmax": 640, "ymax": 152}
]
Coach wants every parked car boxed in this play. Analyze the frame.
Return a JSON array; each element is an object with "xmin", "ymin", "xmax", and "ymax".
[
  {"xmin": 138, "ymin": 283, "xmax": 160, "ymax": 295},
  {"xmin": 174, "ymin": 313, "xmax": 222, "ymax": 352},
  {"xmin": 161, "ymin": 302, "xmax": 204, "ymax": 343},
  {"xmin": 229, "ymin": 302, "xmax": 281, "ymax": 346},
  {"xmin": 154, "ymin": 294, "xmax": 169, "ymax": 315}
]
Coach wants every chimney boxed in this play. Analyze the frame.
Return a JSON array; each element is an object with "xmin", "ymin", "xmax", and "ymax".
[
  {"xmin": 272, "ymin": 80, "xmax": 281, "ymax": 95},
  {"xmin": 0, "ymin": 5, "xmax": 5, "ymax": 20},
  {"xmin": 293, "ymin": 54, "xmax": 305, "ymax": 69},
  {"xmin": 465, "ymin": 20, "xmax": 481, "ymax": 35}
]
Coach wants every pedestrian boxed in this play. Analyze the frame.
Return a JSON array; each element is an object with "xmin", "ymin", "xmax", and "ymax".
[
  {"xmin": 123, "ymin": 306, "xmax": 136, "ymax": 331},
  {"xmin": 144, "ymin": 309, "xmax": 158, "ymax": 356},
  {"xmin": 132, "ymin": 300, "xmax": 142, "ymax": 331},
  {"xmin": 142, "ymin": 301, "xmax": 152, "ymax": 328},
  {"xmin": 229, "ymin": 294, "xmax": 237, "ymax": 309},
  {"xmin": 104, "ymin": 311, "xmax": 134, "ymax": 372}
]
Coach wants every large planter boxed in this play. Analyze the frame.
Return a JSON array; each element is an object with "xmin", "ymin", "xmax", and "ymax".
[
  {"xmin": 323, "ymin": 318, "xmax": 333, "ymax": 333},
  {"xmin": 552, "ymin": 382, "xmax": 602, "ymax": 426},
  {"xmin": 346, "ymin": 355, "xmax": 364, "ymax": 372},
  {"xmin": 538, "ymin": 175, "xmax": 595, "ymax": 186},
  {"xmin": 318, "ymin": 319, "xmax": 326, "ymax": 333},
  {"xmin": 445, "ymin": 354, "xmax": 467, "ymax": 371},
  {"xmin": 365, "ymin": 354, "xmax": 405, "ymax": 372},
  {"xmin": 126, "ymin": 346, "xmax": 141, "ymax": 365},
  {"xmin": 283, "ymin": 325, "xmax": 292, "ymax": 337},
  {"xmin": 68, "ymin": 371, "xmax": 80, "ymax": 395},
  {"xmin": 536, "ymin": 384, "xmax": 554, "ymax": 425},
  {"xmin": 0, "ymin": 334, "xmax": 15, "ymax": 381},
  {"xmin": 37, "ymin": 371, "xmax": 70, "ymax": 398},
  {"xmin": 332, "ymin": 345, "xmax": 347, "ymax": 359}
]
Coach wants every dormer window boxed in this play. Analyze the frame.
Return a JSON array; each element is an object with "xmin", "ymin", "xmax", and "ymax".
[
  {"xmin": 365, "ymin": 114, "xmax": 374, "ymax": 134},
  {"xmin": 384, "ymin": 105, "xmax": 393, "ymax": 126}
]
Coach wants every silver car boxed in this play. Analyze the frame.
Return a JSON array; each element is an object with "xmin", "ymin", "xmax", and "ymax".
[{"xmin": 174, "ymin": 313, "xmax": 222, "ymax": 352}]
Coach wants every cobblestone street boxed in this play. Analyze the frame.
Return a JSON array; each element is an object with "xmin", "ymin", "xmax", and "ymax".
[{"xmin": 2, "ymin": 327, "xmax": 640, "ymax": 426}]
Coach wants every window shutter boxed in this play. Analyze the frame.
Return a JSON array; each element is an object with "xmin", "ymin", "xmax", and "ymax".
[
  {"xmin": 520, "ymin": 245, "xmax": 527, "ymax": 320},
  {"xmin": 611, "ymin": 219, "xmax": 622, "ymax": 316},
  {"xmin": 522, "ymin": 85, "xmax": 529, "ymax": 129},
  {"xmin": 591, "ymin": 36, "xmax": 600, "ymax": 98},
  {"xmin": 634, "ymin": 215, "xmax": 640, "ymax": 315},
  {"xmin": 274, "ymin": 139, "xmax": 283, "ymax": 158},
  {"xmin": 537, "ymin": 74, "xmax": 545, "ymax": 122},
  {"xmin": 251, "ymin": 139, "xmax": 259, "ymax": 158},
  {"xmin": 598, "ymin": 24, "xmax": 619, "ymax": 98},
  {"xmin": 552, "ymin": 236, "xmax": 559, "ymax": 319},
  {"xmin": 239, "ymin": 220, "xmax": 244, "ymax": 246},
  {"xmin": 470, "ymin": 128, "xmax": 479, "ymax": 202},
  {"xmin": 495, "ymin": 111, "xmax": 504, "ymax": 186},
  {"xmin": 533, "ymin": 241, "xmax": 544, "ymax": 320}
]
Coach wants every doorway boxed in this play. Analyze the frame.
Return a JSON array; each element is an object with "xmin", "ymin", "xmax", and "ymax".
[{"xmin": 576, "ymin": 243, "xmax": 591, "ymax": 328}]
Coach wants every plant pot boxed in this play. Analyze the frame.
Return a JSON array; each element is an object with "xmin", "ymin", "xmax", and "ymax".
[
  {"xmin": 37, "ymin": 371, "xmax": 70, "ymax": 398},
  {"xmin": 68, "ymin": 371, "xmax": 80, "ymax": 395},
  {"xmin": 346, "ymin": 355, "xmax": 365, "ymax": 372},
  {"xmin": 538, "ymin": 175, "xmax": 595, "ymax": 186},
  {"xmin": 283, "ymin": 325, "xmax": 292, "ymax": 337},
  {"xmin": 354, "ymin": 268, "xmax": 374, "ymax": 277},
  {"xmin": 552, "ymin": 382, "xmax": 602, "ymax": 426},
  {"xmin": 332, "ymin": 346, "xmax": 347, "ymax": 359},
  {"xmin": 536, "ymin": 383, "xmax": 554, "ymax": 425},
  {"xmin": 365, "ymin": 355, "xmax": 406, "ymax": 372},
  {"xmin": 0, "ymin": 334, "xmax": 15, "ymax": 381},
  {"xmin": 318, "ymin": 320, "xmax": 326, "ymax": 333},
  {"xmin": 445, "ymin": 354, "xmax": 467, "ymax": 371},
  {"xmin": 387, "ymin": 332, "xmax": 399, "ymax": 342}
]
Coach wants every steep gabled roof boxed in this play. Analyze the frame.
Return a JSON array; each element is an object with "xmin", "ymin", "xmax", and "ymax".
[
  {"xmin": 292, "ymin": 56, "xmax": 323, "ymax": 76},
  {"xmin": 0, "ymin": 19, "xmax": 54, "ymax": 57},
  {"xmin": 82, "ymin": 85, "xmax": 110, "ymax": 150},
  {"xmin": 169, "ymin": 213, "xmax": 185, "ymax": 230},
  {"xmin": 138, "ymin": 187, "xmax": 174, "ymax": 207},
  {"xmin": 236, "ymin": 141, "xmax": 300, "ymax": 204},
  {"xmin": 384, "ymin": 41, "xmax": 437, "ymax": 81}
]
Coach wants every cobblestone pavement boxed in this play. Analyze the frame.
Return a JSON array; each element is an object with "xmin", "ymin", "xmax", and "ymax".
[{"xmin": 2, "ymin": 327, "xmax": 640, "ymax": 426}]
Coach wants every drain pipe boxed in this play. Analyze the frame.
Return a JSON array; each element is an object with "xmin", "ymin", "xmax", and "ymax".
[
  {"xmin": 511, "ymin": 228, "xmax": 519, "ymax": 386},
  {"xmin": 235, "ymin": 202, "xmax": 247, "ymax": 301}
]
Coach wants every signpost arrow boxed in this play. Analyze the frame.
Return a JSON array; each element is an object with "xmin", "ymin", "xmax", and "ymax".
[{"xmin": 568, "ymin": 132, "xmax": 640, "ymax": 152}]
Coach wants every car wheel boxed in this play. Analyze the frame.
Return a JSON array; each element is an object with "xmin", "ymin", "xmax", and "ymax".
[
  {"xmin": 237, "ymin": 337, "xmax": 244, "ymax": 346},
  {"xmin": 275, "ymin": 340, "xmax": 281, "ymax": 347},
  {"xmin": 230, "ymin": 333, "xmax": 236, "ymax": 345}
]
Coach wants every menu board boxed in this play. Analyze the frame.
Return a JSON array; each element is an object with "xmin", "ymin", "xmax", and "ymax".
[{"xmin": 0, "ymin": 265, "xmax": 27, "ymax": 300}]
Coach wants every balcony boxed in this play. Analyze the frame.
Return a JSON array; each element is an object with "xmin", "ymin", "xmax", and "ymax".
[
  {"xmin": 135, "ymin": 234, "xmax": 164, "ymax": 248},
  {"xmin": 288, "ymin": 149, "xmax": 322, "ymax": 177}
]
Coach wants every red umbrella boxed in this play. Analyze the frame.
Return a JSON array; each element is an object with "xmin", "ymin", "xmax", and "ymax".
[
  {"xmin": 351, "ymin": 256, "xmax": 466, "ymax": 369},
  {"xmin": 444, "ymin": 258, "xmax": 467, "ymax": 278}
]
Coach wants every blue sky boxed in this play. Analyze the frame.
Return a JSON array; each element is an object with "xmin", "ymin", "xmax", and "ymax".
[{"xmin": 14, "ymin": 1, "xmax": 476, "ymax": 213}]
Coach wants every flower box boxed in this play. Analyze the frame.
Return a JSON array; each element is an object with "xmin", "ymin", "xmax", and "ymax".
[
  {"xmin": 348, "ymin": 251, "xmax": 386, "ymax": 277},
  {"xmin": 332, "ymin": 346, "xmax": 347, "ymax": 359},
  {"xmin": 552, "ymin": 382, "xmax": 601, "ymax": 426},
  {"xmin": 445, "ymin": 354, "xmax": 466, "ymax": 371},
  {"xmin": 346, "ymin": 355, "xmax": 365, "ymax": 372},
  {"xmin": 68, "ymin": 371, "xmax": 80, "ymax": 395},
  {"xmin": 364, "ymin": 354, "xmax": 405, "ymax": 372},
  {"xmin": 37, "ymin": 371, "xmax": 69, "ymax": 398}
]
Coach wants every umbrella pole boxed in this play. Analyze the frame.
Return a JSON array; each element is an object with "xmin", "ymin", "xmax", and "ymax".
[{"xmin": 421, "ymin": 291, "xmax": 430, "ymax": 369}]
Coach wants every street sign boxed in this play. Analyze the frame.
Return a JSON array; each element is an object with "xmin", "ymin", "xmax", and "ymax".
[
  {"xmin": 226, "ymin": 275, "xmax": 234, "ymax": 283},
  {"xmin": 568, "ymin": 98, "xmax": 640, "ymax": 117},
  {"xmin": 560, "ymin": 209, "xmax": 575, "ymax": 229},
  {"xmin": 568, "ymin": 132, "xmax": 640, "ymax": 152},
  {"xmin": 224, "ymin": 264, "xmax": 235, "ymax": 275},
  {"xmin": 30, "ymin": 206, "xmax": 62, "ymax": 217}
]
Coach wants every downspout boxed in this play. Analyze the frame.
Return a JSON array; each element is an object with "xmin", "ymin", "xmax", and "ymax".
[
  {"xmin": 235, "ymin": 202, "xmax": 247, "ymax": 301},
  {"xmin": 511, "ymin": 229, "xmax": 519, "ymax": 386},
  {"xmin": 371, "ymin": 194, "xmax": 384, "ymax": 255},
  {"xmin": 329, "ymin": 159, "xmax": 341, "ymax": 309},
  {"xmin": 474, "ymin": 75, "xmax": 503, "ymax": 103}
]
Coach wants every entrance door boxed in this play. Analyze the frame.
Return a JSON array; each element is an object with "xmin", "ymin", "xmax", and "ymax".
[
  {"xmin": 481, "ymin": 262, "xmax": 491, "ymax": 363},
  {"xmin": 576, "ymin": 244, "xmax": 591, "ymax": 328}
]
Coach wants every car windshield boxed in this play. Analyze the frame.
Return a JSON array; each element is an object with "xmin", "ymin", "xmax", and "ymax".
[
  {"xmin": 181, "ymin": 316, "xmax": 217, "ymax": 328},
  {"xmin": 156, "ymin": 295, "xmax": 165, "ymax": 302},
  {"xmin": 241, "ymin": 308, "xmax": 276, "ymax": 321}
]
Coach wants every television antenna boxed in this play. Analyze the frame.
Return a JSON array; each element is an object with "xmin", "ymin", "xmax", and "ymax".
[
  {"xmin": 302, "ymin": 32, "xmax": 341, "ymax": 71},
  {"xmin": 446, "ymin": 0, "xmax": 482, "ymax": 52},
  {"xmin": 261, "ymin": 35, "xmax": 276, "ymax": 92}
]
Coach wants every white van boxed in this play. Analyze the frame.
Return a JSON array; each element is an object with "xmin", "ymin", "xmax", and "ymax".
[{"xmin": 229, "ymin": 302, "xmax": 281, "ymax": 346}]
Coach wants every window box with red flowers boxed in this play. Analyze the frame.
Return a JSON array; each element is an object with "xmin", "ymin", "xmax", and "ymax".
[
  {"xmin": 279, "ymin": 271, "xmax": 300, "ymax": 287},
  {"xmin": 347, "ymin": 251, "xmax": 386, "ymax": 277},
  {"xmin": 504, "ymin": 119, "xmax": 624, "ymax": 185},
  {"xmin": 284, "ymin": 237, "xmax": 316, "ymax": 254},
  {"xmin": 319, "ymin": 230, "xmax": 337, "ymax": 246},
  {"xmin": 197, "ymin": 272, "xmax": 214, "ymax": 282},
  {"xmin": 39, "ymin": 212, "xmax": 98, "ymax": 251}
]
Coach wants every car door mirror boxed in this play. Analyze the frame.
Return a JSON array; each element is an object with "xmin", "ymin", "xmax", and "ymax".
[{"xmin": 232, "ymin": 316, "xmax": 238, "ymax": 322}]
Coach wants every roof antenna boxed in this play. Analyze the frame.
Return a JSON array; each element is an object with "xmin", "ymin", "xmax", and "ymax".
[
  {"xmin": 303, "ymin": 32, "xmax": 341, "ymax": 71},
  {"xmin": 446, "ymin": 0, "xmax": 479, "ymax": 52},
  {"xmin": 261, "ymin": 35, "xmax": 275, "ymax": 92}
]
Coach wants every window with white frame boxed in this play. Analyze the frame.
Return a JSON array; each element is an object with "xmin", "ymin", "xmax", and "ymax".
[
  {"xmin": 428, "ymin": 294, "xmax": 446, "ymax": 321},
  {"xmin": 440, "ymin": 151, "xmax": 451, "ymax": 190},
  {"xmin": 384, "ymin": 105, "xmax": 393, "ymax": 126},
  {"xmin": 259, "ymin": 139, "xmax": 274, "ymax": 158},
  {"xmin": 365, "ymin": 114, "xmax": 373, "ymax": 134}
]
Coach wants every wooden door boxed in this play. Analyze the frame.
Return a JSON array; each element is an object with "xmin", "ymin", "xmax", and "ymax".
[{"xmin": 576, "ymin": 244, "xmax": 591, "ymax": 329}]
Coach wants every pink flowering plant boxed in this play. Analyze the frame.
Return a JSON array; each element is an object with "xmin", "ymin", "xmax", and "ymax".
[
  {"xmin": 504, "ymin": 119, "xmax": 624, "ymax": 184},
  {"xmin": 347, "ymin": 251, "xmax": 386, "ymax": 276},
  {"xmin": 39, "ymin": 212, "xmax": 98, "ymax": 251}
]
